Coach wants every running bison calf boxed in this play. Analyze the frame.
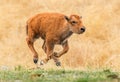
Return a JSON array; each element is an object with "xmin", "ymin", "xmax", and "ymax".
[{"xmin": 26, "ymin": 13, "xmax": 86, "ymax": 66}]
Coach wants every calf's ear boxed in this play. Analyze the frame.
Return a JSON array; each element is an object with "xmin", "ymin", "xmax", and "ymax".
[
  {"xmin": 64, "ymin": 16, "xmax": 70, "ymax": 21},
  {"xmin": 80, "ymin": 16, "xmax": 82, "ymax": 19}
]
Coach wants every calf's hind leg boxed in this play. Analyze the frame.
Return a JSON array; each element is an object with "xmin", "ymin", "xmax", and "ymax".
[
  {"xmin": 26, "ymin": 34, "xmax": 39, "ymax": 64},
  {"xmin": 40, "ymin": 40, "xmax": 54, "ymax": 65}
]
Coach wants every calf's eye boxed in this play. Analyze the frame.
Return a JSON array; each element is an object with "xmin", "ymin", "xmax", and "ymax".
[{"xmin": 71, "ymin": 21, "xmax": 77, "ymax": 24}]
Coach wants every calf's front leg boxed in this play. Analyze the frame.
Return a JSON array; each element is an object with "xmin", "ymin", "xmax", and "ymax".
[
  {"xmin": 54, "ymin": 40, "xmax": 69, "ymax": 58},
  {"xmin": 41, "ymin": 40, "xmax": 60, "ymax": 66},
  {"xmin": 26, "ymin": 37, "xmax": 38, "ymax": 64},
  {"xmin": 42, "ymin": 40, "xmax": 47, "ymax": 53}
]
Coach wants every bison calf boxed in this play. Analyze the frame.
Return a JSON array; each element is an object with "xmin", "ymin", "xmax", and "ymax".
[{"xmin": 26, "ymin": 13, "xmax": 85, "ymax": 66}]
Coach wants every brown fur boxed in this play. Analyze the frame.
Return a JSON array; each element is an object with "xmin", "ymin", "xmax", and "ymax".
[{"xmin": 26, "ymin": 12, "xmax": 85, "ymax": 65}]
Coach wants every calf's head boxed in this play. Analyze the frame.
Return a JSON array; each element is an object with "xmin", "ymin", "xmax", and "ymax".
[{"xmin": 65, "ymin": 15, "xmax": 86, "ymax": 34}]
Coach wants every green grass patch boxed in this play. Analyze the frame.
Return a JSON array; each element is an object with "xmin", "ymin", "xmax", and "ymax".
[{"xmin": 0, "ymin": 68, "xmax": 119, "ymax": 82}]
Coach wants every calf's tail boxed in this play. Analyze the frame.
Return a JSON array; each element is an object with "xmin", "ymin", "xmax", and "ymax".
[{"xmin": 26, "ymin": 24, "xmax": 28, "ymax": 35}]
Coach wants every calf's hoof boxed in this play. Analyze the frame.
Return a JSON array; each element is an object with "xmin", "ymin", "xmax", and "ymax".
[
  {"xmin": 56, "ymin": 61, "xmax": 61, "ymax": 66},
  {"xmin": 33, "ymin": 58, "xmax": 38, "ymax": 64},
  {"xmin": 40, "ymin": 59, "xmax": 47, "ymax": 65},
  {"xmin": 40, "ymin": 60, "xmax": 44, "ymax": 65}
]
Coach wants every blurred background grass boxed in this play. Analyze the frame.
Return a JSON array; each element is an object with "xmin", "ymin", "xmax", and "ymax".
[{"xmin": 0, "ymin": 0, "xmax": 120, "ymax": 70}]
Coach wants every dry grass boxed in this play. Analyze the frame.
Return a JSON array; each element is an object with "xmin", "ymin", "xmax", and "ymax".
[{"xmin": 0, "ymin": 0, "xmax": 120, "ymax": 70}]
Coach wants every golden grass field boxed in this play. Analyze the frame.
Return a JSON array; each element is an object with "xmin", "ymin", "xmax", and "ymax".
[{"xmin": 0, "ymin": 0, "xmax": 120, "ymax": 70}]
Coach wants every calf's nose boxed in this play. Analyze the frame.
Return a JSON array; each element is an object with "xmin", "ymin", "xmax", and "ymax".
[{"xmin": 80, "ymin": 27, "xmax": 86, "ymax": 32}]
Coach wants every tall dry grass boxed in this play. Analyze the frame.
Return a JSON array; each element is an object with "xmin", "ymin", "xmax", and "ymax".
[{"xmin": 0, "ymin": 0, "xmax": 120, "ymax": 70}]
